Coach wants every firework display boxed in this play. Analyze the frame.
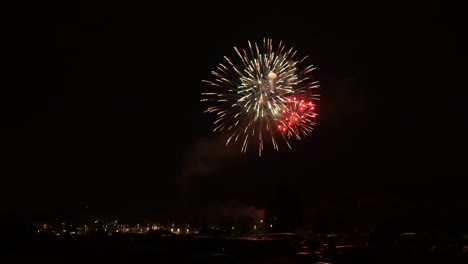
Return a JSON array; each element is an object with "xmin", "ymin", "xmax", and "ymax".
[{"xmin": 201, "ymin": 38, "xmax": 320, "ymax": 156}]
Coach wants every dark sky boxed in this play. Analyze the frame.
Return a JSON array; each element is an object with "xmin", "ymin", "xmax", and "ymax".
[{"xmin": 2, "ymin": 2, "xmax": 465, "ymax": 225}]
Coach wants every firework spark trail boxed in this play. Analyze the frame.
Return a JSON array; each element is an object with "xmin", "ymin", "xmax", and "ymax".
[{"xmin": 201, "ymin": 38, "xmax": 320, "ymax": 156}]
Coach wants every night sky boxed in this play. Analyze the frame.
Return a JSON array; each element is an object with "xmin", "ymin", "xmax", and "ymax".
[{"xmin": 3, "ymin": 2, "xmax": 465, "ymax": 227}]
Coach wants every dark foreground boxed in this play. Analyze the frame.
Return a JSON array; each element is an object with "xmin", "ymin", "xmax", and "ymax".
[{"xmin": 2, "ymin": 231, "xmax": 467, "ymax": 263}]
